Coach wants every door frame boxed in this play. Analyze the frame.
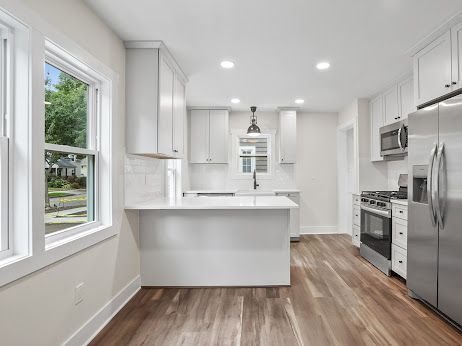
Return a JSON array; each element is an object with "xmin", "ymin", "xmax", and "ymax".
[{"xmin": 337, "ymin": 119, "xmax": 359, "ymax": 235}]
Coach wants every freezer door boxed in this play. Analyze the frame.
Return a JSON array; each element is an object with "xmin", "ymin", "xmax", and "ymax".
[
  {"xmin": 437, "ymin": 94, "xmax": 462, "ymax": 325},
  {"xmin": 407, "ymin": 105, "xmax": 439, "ymax": 307}
]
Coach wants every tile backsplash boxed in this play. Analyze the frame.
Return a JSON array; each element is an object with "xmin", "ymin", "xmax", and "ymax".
[
  {"xmin": 188, "ymin": 162, "xmax": 297, "ymax": 191},
  {"xmin": 124, "ymin": 154, "xmax": 165, "ymax": 205},
  {"xmin": 387, "ymin": 157, "xmax": 408, "ymax": 190}
]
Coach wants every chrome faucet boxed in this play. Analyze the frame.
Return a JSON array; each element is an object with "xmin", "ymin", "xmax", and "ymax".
[{"xmin": 253, "ymin": 169, "xmax": 259, "ymax": 190}]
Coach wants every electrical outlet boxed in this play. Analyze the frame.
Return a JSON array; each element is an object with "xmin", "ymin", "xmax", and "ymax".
[{"xmin": 74, "ymin": 282, "xmax": 84, "ymax": 305}]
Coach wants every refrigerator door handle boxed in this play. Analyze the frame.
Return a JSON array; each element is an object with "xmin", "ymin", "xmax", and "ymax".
[
  {"xmin": 435, "ymin": 142, "xmax": 446, "ymax": 229},
  {"xmin": 428, "ymin": 144, "xmax": 438, "ymax": 226}
]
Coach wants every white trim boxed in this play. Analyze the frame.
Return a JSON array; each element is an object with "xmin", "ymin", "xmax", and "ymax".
[
  {"xmin": 64, "ymin": 275, "xmax": 141, "ymax": 346},
  {"xmin": 44, "ymin": 143, "xmax": 97, "ymax": 156},
  {"xmin": 300, "ymin": 226, "xmax": 338, "ymax": 234},
  {"xmin": 229, "ymin": 129, "xmax": 275, "ymax": 180}
]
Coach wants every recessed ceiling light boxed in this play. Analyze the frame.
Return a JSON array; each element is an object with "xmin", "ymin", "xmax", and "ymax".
[
  {"xmin": 316, "ymin": 61, "xmax": 330, "ymax": 70},
  {"xmin": 294, "ymin": 99, "xmax": 305, "ymax": 104},
  {"xmin": 220, "ymin": 60, "xmax": 235, "ymax": 69},
  {"xmin": 231, "ymin": 98, "xmax": 240, "ymax": 104}
]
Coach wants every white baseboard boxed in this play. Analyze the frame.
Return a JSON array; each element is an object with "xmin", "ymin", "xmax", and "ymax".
[
  {"xmin": 300, "ymin": 226, "xmax": 338, "ymax": 234},
  {"xmin": 64, "ymin": 275, "xmax": 141, "ymax": 346}
]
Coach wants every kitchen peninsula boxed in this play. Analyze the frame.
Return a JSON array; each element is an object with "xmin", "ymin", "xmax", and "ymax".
[{"xmin": 126, "ymin": 196, "xmax": 298, "ymax": 286}]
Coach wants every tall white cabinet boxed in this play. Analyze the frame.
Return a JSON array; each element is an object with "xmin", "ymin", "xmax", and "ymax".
[
  {"xmin": 190, "ymin": 109, "xmax": 229, "ymax": 164},
  {"xmin": 278, "ymin": 110, "xmax": 297, "ymax": 164},
  {"xmin": 125, "ymin": 41, "xmax": 187, "ymax": 158},
  {"xmin": 370, "ymin": 96, "xmax": 384, "ymax": 162}
]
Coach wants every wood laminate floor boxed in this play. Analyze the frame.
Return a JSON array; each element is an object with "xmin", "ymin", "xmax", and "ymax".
[{"xmin": 91, "ymin": 235, "xmax": 462, "ymax": 345}]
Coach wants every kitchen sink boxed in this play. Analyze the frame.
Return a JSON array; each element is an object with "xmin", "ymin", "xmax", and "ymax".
[{"xmin": 235, "ymin": 190, "xmax": 276, "ymax": 197}]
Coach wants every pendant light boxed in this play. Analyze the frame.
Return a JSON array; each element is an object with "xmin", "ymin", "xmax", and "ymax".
[{"xmin": 247, "ymin": 106, "xmax": 261, "ymax": 136}]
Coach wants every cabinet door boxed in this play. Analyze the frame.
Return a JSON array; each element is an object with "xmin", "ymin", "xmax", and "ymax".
[
  {"xmin": 172, "ymin": 74, "xmax": 185, "ymax": 158},
  {"xmin": 451, "ymin": 23, "xmax": 462, "ymax": 89},
  {"xmin": 209, "ymin": 110, "xmax": 229, "ymax": 163},
  {"xmin": 158, "ymin": 54, "xmax": 174, "ymax": 156},
  {"xmin": 398, "ymin": 77, "xmax": 414, "ymax": 120},
  {"xmin": 383, "ymin": 85, "xmax": 399, "ymax": 125},
  {"xmin": 413, "ymin": 30, "xmax": 452, "ymax": 106},
  {"xmin": 279, "ymin": 110, "xmax": 297, "ymax": 163},
  {"xmin": 190, "ymin": 110, "xmax": 210, "ymax": 163},
  {"xmin": 370, "ymin": 96, "xmax": 384, "ymax": 161}
]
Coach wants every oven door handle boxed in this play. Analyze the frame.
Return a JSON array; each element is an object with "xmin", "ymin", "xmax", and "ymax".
[
  {"xmin": 360, "ymin": 205, "xmax": 391, "ymax": 218},
  {"xmin": 397, "ymin": 126, "xmax": 402, "ymax": 150}
]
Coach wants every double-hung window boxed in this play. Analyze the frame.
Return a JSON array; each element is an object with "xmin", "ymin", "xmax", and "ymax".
[
  {"xmin": 0, "ymin": 26, "xmax": 10, "ymax": 259},
  {"xmin": 44, "ymin": 54, "xmax": 100, "ymax": 242},
  {"xmin": 238, "ymin": 136, "xmax": 269, "ymax": 174}
]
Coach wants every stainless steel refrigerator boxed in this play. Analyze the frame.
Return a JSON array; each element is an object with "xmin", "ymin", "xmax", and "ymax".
[{"xmin": 408, "ymin": 92, "xmax": 462, "ymax": 327}]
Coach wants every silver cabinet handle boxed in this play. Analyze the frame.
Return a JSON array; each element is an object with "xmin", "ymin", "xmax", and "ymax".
[
  {"xmin": 428, "ymin": 144, "xmax": 437, "ymax": 226},
  {"xmin": 435, "ymin": 142, "xmax": 446, "ymax": 229}
]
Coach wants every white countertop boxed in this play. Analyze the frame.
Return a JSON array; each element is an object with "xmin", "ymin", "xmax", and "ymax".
[
  {"xmin": 183, "ymin": 190, "xmax": 238, "ymax": 194},
  {"xmin": 391, "ymin": 199, "xmax": 408, "ymax": 206},
  {"xmin": 125, "ymin": 196, "xmax": 299, "ymax": 210},
  {"xmin": 183, "ymin": 189, "xmax": 300, "ymax": 194}
]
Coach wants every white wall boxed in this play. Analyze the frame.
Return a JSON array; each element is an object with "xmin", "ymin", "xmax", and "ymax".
[
  {"xmin": 188, "ymin": 110, "xmax": 338, "ymax": 233},
  {"xmin": 296, "ymin": 112, "xmax": 338, "ymax": 233},
  {"xmin": 0, "ymin": 1, "xmax": 140, "ymax": 345}
]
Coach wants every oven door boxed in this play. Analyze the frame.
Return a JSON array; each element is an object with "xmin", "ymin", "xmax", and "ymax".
[
  {"xmin": 380, "ymin": 121, "xmax": 408, "ymax": 156},
  {"xmin": 360, "ymin": 206, "xmax": 392, "ymax": 259}
]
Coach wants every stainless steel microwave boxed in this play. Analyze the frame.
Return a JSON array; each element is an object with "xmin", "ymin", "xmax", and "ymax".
[{"xmin": 380, "ymin": 119, "xmax": 408, "ymax": 157}]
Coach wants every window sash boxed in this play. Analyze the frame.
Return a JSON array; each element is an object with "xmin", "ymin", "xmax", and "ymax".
[
  {"xmin": 0, "ymin": 137, "xmax": 8, "ymax": 255},
  {"xmin": 44, "ymin": 149, "xmax": 99, "ymax": 245}
]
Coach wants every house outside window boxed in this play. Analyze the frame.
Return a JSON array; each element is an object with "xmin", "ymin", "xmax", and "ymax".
[{"xmin": 238, "ymin": 137, "xmax": 269, "ymax": 174}]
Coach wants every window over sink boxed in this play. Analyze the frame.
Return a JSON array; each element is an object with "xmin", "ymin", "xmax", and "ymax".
[{"xmin": 231, "ymin": 130, "xmax": 274, "ymax": 179}]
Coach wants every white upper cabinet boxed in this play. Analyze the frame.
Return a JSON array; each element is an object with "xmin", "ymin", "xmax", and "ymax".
[
  {"xmin": 383, "ymin": 85, "xmax": 399, "ymax": 125},
  {"xmin": 125, "ymin": 41, "xmax": 188, "ymax": 159},
  {"xmin": 158, "ymin": 55, "xmax": 174, "ymax": 156},
  {"xmin": 398, "ymin": 77, "xmax": 414, "ymax": 120},
  {"xmin": 451, "ymin": 22, "xmax": 462, "ymax": 89},
  {"xmin": 173, "ymin": 74, "xmax": 186, "ymax": 156},
  {"xmin": 279, "ymin": 110, "xmax": 297, "ymax": 164},
  {"xmin": 190, "ymin": 110, "xmax": 209, "ymax": 163},
  {"xmin": 209, "ymin": 110, "xmax": 229, "ymax": 163},
  {"xmin": 190, "ymin": 109, "xmax": 229, "ymax": 164},
  {"xmin": 370, "ymin": 96, "xmax": 384, "ymax": 162},
  {"xmin": 413, "ymin": 31, "xmax": 452, "ymax": 106}
]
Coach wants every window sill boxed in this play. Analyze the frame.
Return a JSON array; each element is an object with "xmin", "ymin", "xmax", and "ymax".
[{"xmin": 0, "ymin": 223, "xmax": 117, "ymax": 288}]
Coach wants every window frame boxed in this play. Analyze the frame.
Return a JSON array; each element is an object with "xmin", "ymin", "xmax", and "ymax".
[
  {"xmin": 0, "ymin": 24, "xmax": 11, "ymax": 260},
  {"xmin": 230, "ymin": 129, "xmax": 275, "ymax": 180},
  {"xmin": 43, "ymin": 49, "xmax": 101, "ymax": 245},
  {"xmin": 0, "ymin": 5, "xmax": 116, "ymax": 288}
]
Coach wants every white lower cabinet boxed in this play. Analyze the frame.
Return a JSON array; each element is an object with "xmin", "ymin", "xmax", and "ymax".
[
  {"xmin": 391, "ymin": 202, "xmax": 408, "ymax": 279},
  {"xmin": 275, "ymin": 192, "xmax": 300, "ymax": 241},
  {"xmin": 352, "ymin": 194, "xmax": 361, "ymax": 248},
  {"xmin": 392, "ymin": 244, "xmax": 407, "ymax": 279}
]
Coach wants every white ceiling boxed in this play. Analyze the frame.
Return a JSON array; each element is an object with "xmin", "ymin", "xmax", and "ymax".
[{"xmin": 84, "ymin": 0, "xmax": 462, "ymax": 112}]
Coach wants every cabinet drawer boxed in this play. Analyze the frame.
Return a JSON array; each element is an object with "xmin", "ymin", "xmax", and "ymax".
[
  {"xmin": 352, "ymin": 194, "xmax": 360, "ymax": 206},
  {"xmin": 353, "ymin": 206, "xmax": 361, "ymax": 226},
  {"xmin": 392, "ymin": 204, "xmax": 408, "ymax": 220},
  {"xmin": 392, "ymin": 244, "xmax": 407, "ymax": 279},
  {"xmin": 392, "ymin": 217, "xmax": 408, "ymax": 249},
  {"xmin": 352, "ymin": 225, "xmax": 360, "ymax": 248}
]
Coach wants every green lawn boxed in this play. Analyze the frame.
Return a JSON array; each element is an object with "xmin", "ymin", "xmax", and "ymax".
[{"xmin": 48, "ymin": 191, "xmax": 74, "ymax": 198}]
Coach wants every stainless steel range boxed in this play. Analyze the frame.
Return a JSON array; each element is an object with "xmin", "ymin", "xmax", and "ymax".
[{"xmin": 360, "ymin": 180, "xmax": 407, "ymax": 275}]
